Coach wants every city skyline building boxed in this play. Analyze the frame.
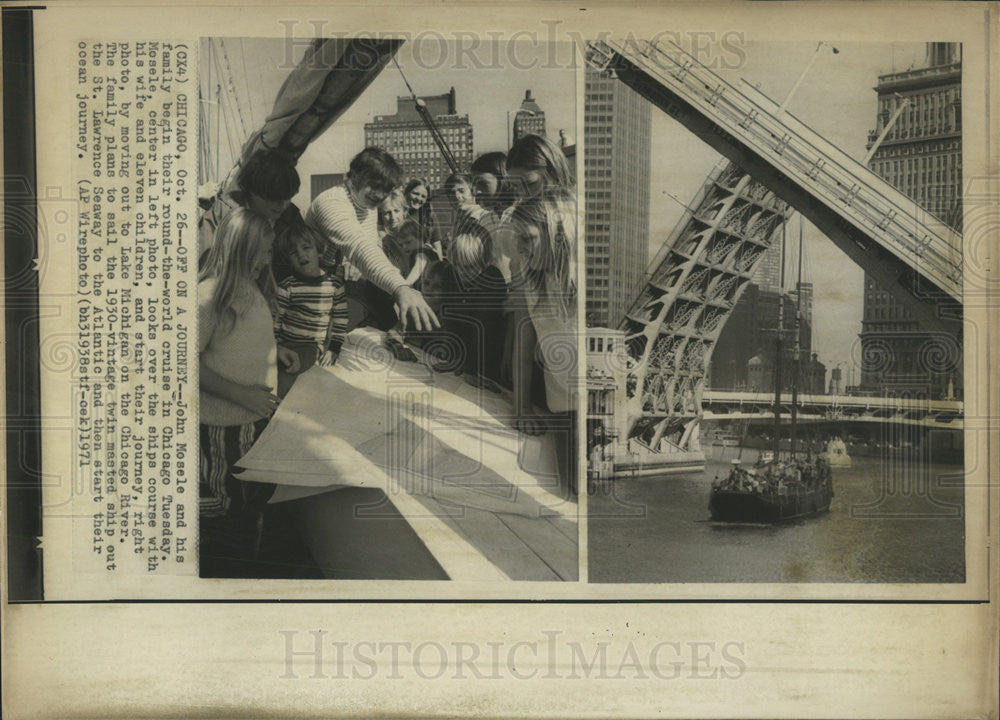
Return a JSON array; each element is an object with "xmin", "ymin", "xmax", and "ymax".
[
  {"xmin": 364, "ymin": 87, "xmax": 474, "ymax": 189},
  {"xmin": 512, "ymin": 89, "xmax": 546, "ymax": 142},
  {"xmin": 309, "ymin": 172, "xmax": 345, "ymax": 201},
  {"xmin": 585, "ymin": 328, "xmax": 629, "ymax": 458},
  {"xmin": 708, "ymin": 218, "xmax": 819, "ymax": 391},
  {"xmin": 753, "ymin": 236, "xmax": 783, "ymax": 292},
  {"xmin": 829, "ymin": 365, "xmax": 843, "ymax": 395},
  {"xmin": 583, "ymin": 65, "xmax": 652, "ymax": 328},
  {"xmin": 709, "ymin": 282, "xmax": 821, "ymax": 393},
  {"xmin": 859, "ymin": 42, "xmax": 962, "ymax": 399}
]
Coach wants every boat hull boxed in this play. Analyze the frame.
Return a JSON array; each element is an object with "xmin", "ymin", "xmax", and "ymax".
[{"xmin": 709, "ymin": 487, "xmax": 833, "ymax": 523}]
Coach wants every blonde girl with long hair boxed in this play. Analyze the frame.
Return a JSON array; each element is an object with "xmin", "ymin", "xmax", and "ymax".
[
  {"xmin": 198, "ymin": 207, "xmax": 295, "ymax": 576},
  {"xmin": 506, "ymin": 133, "xmax": 576, "ymax": 197},
  {"xmin": 497, "ymin": 134, "xmax": 576, "ymax": 382},
  {"xmin": 508, "ymin": 188, "xmax": 579, "ymax": 495}
]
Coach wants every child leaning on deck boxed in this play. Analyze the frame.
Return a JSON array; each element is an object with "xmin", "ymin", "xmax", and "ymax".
[
  {"xmin": 273, "ymin": 218, "xmax": 349, "ymax": 398},
  {"xmin": 198, "ymin": 208, "xmax": 291, "ymax": 577},
  {"xmin": 403, "ymin": 177, "xmax": 443, "ymax": 253},
  {"xmin": 378, "ymin": 188, "xmax": 409, "ymax": 241},
  {"xmin": 383, "ymin": 217, "xmax": 439, "ymax": 289},
  {"xmin": 443, "ymin": 172, "xmax": 490, "ymax": 258}
]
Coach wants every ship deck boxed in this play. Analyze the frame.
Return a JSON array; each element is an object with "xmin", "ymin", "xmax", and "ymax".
[{"xmin": 236, "ymin": 328, "xmax": 578, "ymax": 581}]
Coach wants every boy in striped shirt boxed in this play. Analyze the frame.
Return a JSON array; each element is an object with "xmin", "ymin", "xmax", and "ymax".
[{"xmin": 274, "ymin": 223, "xmax": 349, "ymax": 397}]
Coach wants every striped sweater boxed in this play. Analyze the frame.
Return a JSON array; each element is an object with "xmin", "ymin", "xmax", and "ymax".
[
  {"xmin": 275, "ymin": 271, "xmax": 348, "ymax": 355},
  {"xmin": 305, "ymin": 184, "xmax": 406, "ymax": 295}
]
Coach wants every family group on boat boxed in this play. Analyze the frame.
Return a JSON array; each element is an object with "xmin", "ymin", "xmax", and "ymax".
[
  {"xmin": 712, "ymin": 454, "xmax": 833, "ymax": 499},
  {"xmin": 197, "ymin": 135, "xmax": 578, "ymax": 577}
]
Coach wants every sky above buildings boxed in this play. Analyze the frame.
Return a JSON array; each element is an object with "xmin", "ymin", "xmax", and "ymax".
[{"xmin": 647, "ymin": 41, "xmax": 928, "ymax": 383}]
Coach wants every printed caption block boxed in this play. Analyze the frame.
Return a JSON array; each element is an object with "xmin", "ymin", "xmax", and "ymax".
[{"xmin": 73, "ymin": 41, "xmax": 196, "ymax": 574}]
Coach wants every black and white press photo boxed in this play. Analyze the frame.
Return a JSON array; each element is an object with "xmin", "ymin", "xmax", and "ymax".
[
  {"xmin": 4, "ymin": 2, "xmax": 999, "ymax": 718},
  {"xmin": 583, "ymin": 39, "xmax": 967, "ymax": 584},
  {"xmin": 196, "ymin": 36, "xmax": 580, "ymax": 581}
]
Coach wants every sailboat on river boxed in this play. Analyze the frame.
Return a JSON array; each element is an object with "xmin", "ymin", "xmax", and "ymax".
[
  {"xmin": 709, "ymin": 454, "xmax": 834, "ymax": 522},
  {"xmin": 709, "ymin": 217, "xmax": 834, "ymax": 522}
]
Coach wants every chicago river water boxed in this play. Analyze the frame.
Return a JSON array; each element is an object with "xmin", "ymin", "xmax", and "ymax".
[{"xmin": 588, "ymin": 446, "xmax": 965, "ymax": 583}]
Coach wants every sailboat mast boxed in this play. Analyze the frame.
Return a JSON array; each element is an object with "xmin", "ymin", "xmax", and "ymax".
[
  {"xmin": 791, "ymin": 217, "xmax": 803, "ymax": 458},
  {"xmin": 773, "ymin": 222, "xmax": 786, "ymax": 460}
]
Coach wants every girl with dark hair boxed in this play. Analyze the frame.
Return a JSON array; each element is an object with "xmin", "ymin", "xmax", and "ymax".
[
  {"xmin": 470, "ymin": 151, "xmax": 514, "ymax": 214},
  {"xmin": 470, "ymin": 151, "xmax": 519, "ymax": 280}
]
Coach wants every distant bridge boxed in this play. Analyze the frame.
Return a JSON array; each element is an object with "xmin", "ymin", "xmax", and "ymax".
[
  {"xmin": 701, "ymin": 390, "xmax": 963, "ymax": 429},
  {"xmin": 585, "ymin": 39, "xmax": 963, "ymax": 455}
]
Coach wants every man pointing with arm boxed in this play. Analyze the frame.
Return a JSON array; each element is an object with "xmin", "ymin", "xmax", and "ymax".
[{"xmin": 306, "ymin": 147, "xmax": 439, "ymax": 331}]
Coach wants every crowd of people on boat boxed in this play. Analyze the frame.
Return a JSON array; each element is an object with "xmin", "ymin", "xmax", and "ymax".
[
  {"xmin": 196, "ymin": 133, "xmax": 578, "ymax": 577},
  {"xmin": 712, "ymin": 454, "xmax": 833, "ymax": 498}
]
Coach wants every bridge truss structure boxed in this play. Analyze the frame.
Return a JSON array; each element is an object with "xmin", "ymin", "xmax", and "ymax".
[{"xmin": 584, "ymin": 39, "xmax": 964, "ymax": 454}]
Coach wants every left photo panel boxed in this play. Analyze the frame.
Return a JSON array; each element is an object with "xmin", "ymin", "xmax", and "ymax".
[{"xmin": 195, "ymin": 37, "xmax": 580, "ymax": 581}]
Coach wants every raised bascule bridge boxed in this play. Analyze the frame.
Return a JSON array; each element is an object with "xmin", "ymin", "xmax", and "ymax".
[{"xmin": 584, "ymin": 40, "xmax": 963, "ymax": 470}]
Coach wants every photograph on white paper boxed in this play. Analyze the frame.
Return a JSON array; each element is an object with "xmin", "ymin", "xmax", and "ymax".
[
  {"xmin": 583, "ymin": 39, "xmax": 965, "ymax": 583},
  {"xmin": 195, "ymin": 37, "xmax": 579, "ymax": 580}
]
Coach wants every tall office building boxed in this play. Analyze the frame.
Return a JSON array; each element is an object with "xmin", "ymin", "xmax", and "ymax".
[
  {"xmin": 512, "ymin": 90, "xmax": 546, "ymax": 142},
  {"xmin": 867, "ymin": 43, "xmax": 963, "ymax": 226},
  {"xmin": 364, "ymin": 87, "xmax": 474, "ymax": 189},
  {"xmin": 859, "ymin": 42, "xmax": 962, "ymax": 399},
  {"xmin": 753, "ymin": 237, "xmax": 783, "ymax": 292},
  {"xmin": 583, "ymin": 65, "xmax": 651, "ymax": 328}
]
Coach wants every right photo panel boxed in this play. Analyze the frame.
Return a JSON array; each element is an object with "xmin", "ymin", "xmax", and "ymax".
[{"xmin": 584, "ymin": 39, "xmax": 965, "ymax": 584}]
